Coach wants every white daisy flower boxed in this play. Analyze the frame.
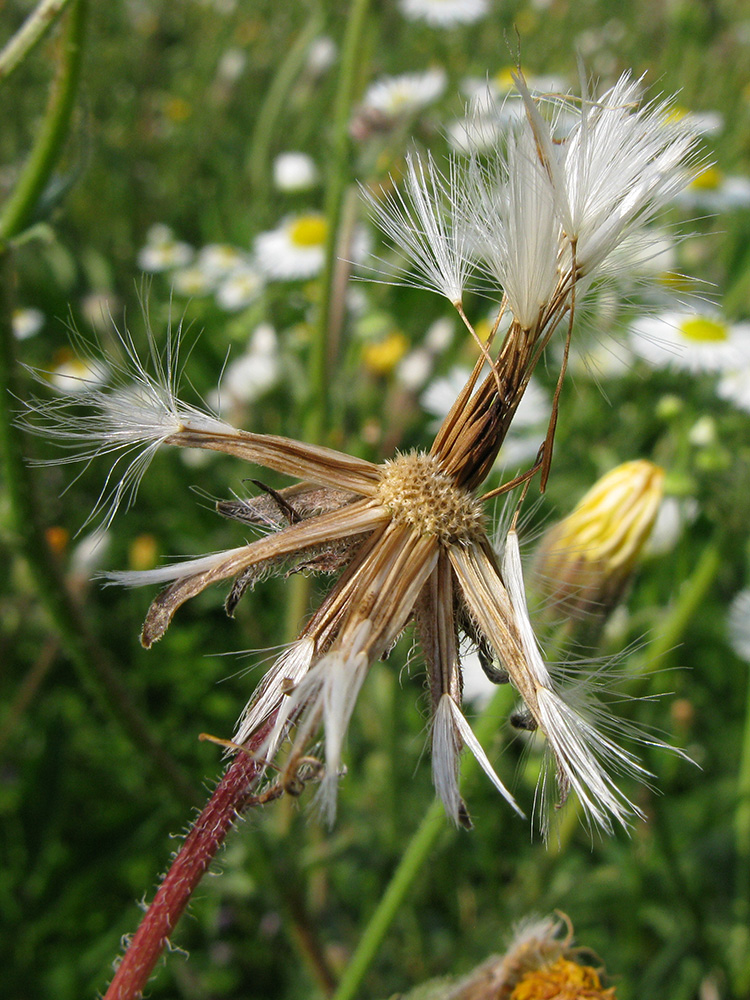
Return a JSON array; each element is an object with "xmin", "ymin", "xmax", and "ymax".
[
  {"xmin": 12, "ymin": 307, "xmax": 44, "ymax": 340},
  {"xmin": 70, "ymin": 528, "xmax": 112, "ymax": 575},
  {"xmin": 396, "ymin": 348, "xmax": 433, "ymax": 390},
  {"xmin": 462, "ymin": 69, "xmax": 567, "ymax": 103},
  {"xmin": 495, "ymin": 379, "xmax": 550, "ymax": 470},
  {"xmin": 717, "ymin": 367, "xmax": 750, "ymax": 413},
  {"xmin": 629, "ymin": 311, "xmax": 750, "ymax": 373},
  {"xmin": 421, "ymin": 365, "xmax": 472, "ymax": 423},
  {"xmin": 80, "ymin": 293, "xmax": 120, "ymax": 334},
  {"xmin": 253, "ymin": 212, "xmax": 328, "ymax": 281},
  {"xmin": 273, "ymin": 152, "xmax": 319, "ymax": 192},
  {"xmin": 196, "ymin": 244, "xmax": 247, "ymax": 280},
  {"xmin": 644, "ymin": 496, "xmax": 698, "ymax": 557},
  {"xmin": 215, "ymin": 324, "xmax": 280, "ymax": 408},
  {"xmin": 51, "ymin": 357, "xmax": 110, "ymax": 393},
  {"xmin": 728, "ymin": 590, "xmax": 750, "ymax": 662},
  {"xmin": 398, "ymin": 0, "xmax": 489, "ymax": 27},
  {"xmin": 215, "ymin": 264, "xmax": 265, "ymax": 311},
  {"xmin": 137, "ymin": 225, "xmax": 193, "ymax": 273},
  {"xmin": 677, "ymin": 167, "xmax": 750, "ymax": 211},
  {"xmin": 215, "ymin": 47, "xmax": 246, "ymax": 85},
  {"xmin": 305, "ymin": 35, "xmax": 336, "ymax": 75},
  {"xmin": 360, "ymin": 68, "xmax": 447, "ymax": 118},
  {"xmin": 446, "ymin": 114, "xmax": 503, "ymax": 156},
  {"xmin": 171, "ymin": 266, "xmax": 215, "ymax": 297}
]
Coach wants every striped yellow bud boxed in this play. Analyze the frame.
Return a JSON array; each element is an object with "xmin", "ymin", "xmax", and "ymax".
[{"xmin": 535, "ymin": 460, "xmax": 664, "ymax": 618}]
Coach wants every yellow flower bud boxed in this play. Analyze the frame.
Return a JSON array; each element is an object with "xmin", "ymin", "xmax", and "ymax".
[{"xmin": 535, "ymin": 460, "xmax": 664, "ymax": 619}]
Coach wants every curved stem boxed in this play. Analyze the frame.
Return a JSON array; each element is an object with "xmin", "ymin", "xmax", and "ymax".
[
  {"xmin": 247, "ymin": 6, "xmax": 324, "ymax": 200},
  {"xmin": 0, "ymin": 3, "xmax": 197, "ymax": 808},
  {"xmin": 0, "ymin": 260, "xmax": 197, "ymax": 804},
  {"xmin": 102, "ymin": 716, "xmax": 279, "ymax": 1000},
  {"xmin": 306, "ymin": 0, "xmax": 372, "ymax": 445},
  {"xmin": 0, "ymin": 0, "xmax": 87, "ymax": 244},
  {"xmin": 633, "ymin": 536, "xmax": 723, "ymax": 678},
  {"xmin": 0, "ymin": 0, "xmax": 73, "ymax": 84}
]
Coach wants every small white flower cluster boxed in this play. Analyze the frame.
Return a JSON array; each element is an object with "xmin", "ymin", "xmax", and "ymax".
[
  {"xmin": 208, "ymin": 323, "xmax": 280, "ymax": 412},
  {"xmin": 138, "ymin": 224, "xmax": 265, "ymax": 310},
  {"xmin": 137, "ymin": 185, "xmax": 345, "ymax": 304},
  {"xmin": 359, "ymin": 67, "xmax": 447, "ymax": 119}
]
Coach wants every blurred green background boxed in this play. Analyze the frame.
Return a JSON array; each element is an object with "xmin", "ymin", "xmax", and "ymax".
[{"xmin": 2, "ymin": 1, "xmax": 750, "ymax": 998}]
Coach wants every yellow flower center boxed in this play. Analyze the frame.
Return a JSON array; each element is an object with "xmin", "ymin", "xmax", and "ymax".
[
  {"xmin": 377, "ymin": 451, "xmax": 484, "ymax": 544},
  {"xmin": 494, "ymin": 66, "xmax": 517, "ymax": 92},
  {"xmin": 690, "ymin": 166, "xmax": 722, "ymax": 191},
  {"xmin": 288, "ymin": 215, "xmax": 328, "ymax": 247},
  {"xmin": 679, "ymin": 316, "xmax": 729, "ymax": 343}
]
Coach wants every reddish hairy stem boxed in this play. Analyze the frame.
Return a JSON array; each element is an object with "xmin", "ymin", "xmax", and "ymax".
[{"xmin": 103, "ymin": 715, "xmax": 278, "ymax": 1000}]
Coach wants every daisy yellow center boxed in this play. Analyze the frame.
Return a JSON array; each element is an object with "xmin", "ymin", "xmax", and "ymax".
[
  {"xmin": 678, "ymin": 316, "xmax": 729, "ymax": 343},
  {"xmin": 494, "ymin": 66, "xmax": 517, "ymax": 92},
  {"xmin": 691, "ymin": 166, "xmax": 722, "ymax": 191},
  {"xmin": 288, "ymin": 215, "xmax": 327, "ymax": 247},
  {"xmin": 377, "ymin": 451, "xmax": 484, "ymax": 543}
]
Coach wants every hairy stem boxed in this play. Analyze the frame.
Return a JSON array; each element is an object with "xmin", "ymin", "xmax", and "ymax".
[{"xmin": 102, "ymin": 716, "xmax": 279, "ymax": 1000}]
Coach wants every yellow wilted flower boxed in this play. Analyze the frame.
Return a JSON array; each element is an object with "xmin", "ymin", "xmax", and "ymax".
[
  {"xmin": 510, "ymin": 956, "xmax": 616, "ymax": 1000},
  {"xmin": 535, "ymin": 460, "xmax": 664, "ymax": 619}
]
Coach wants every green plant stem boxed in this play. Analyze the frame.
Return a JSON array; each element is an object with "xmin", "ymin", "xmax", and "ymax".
[
  {"xmin": 0, "ymin": 0, "xmax": 86, "ymax": 244},
  {"xmin": 634, "ymin": 536, "xmax": 723, "ymax": 676},
  {"xmin": 734, "ymin": 660, "xmax": 750, "ymax": 925},
  {"xmin": 330, "ymin": 685, "xmax": 514, "ymax": 1000},
  {"xmin": 0, "ymin": 0, "xmax": 73, "ymax": 83},
  {"xmin": 0, "ymin": 255, "xmax": 199, "ymax": 808},
  {"xmin": 247, "ymin": 7, "xmax": 324, "ymax": 200},
  {"xmin": 306, "ymin": 0, "xmax": 372, "ymax": 446},
  {"xmin": 0, "ymin": 2, "xmax": 198, "ymax": 810}
]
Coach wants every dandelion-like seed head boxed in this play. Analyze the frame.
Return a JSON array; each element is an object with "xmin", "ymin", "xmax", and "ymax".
[
  {"xmin": 29, "ymin": 65, "xmax": 701, "ymax": 838},
  {"xmin": 377, "ymin": 451, "xmax": 485, "ymax": 543}
]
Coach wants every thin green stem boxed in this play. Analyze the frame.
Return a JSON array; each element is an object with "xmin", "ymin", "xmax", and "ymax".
[
  {"xmin": 734, "ymin": 660, "xmax": 750, "ymax": 965},
  {"xmin": 0, "ymin": 0, "xmax": 73, "ymax": 84},
  {"xmin": 633, "ymin": 536, "xmax": 723, "ymax": 677},
  {"xmin": 306, "ymin": 0, "xmax": 372, "ymax": 445},
  {"xmin": 330, "ymin": 685, "xmax": 515, "ymax": 1000},
  {"xmin": 247, "ymin": 7, "xmax": 324, "ymax": 200},
  {"xmin": 0, "ymin": 0, "xmax": 198, "ymax": 809},
  {"xmin": 0, "ymin": 253, "xmax": 199, "ymax": 808},
  {"xmin": 0, "ymin": 0, "xmax": 86, "ymax": 244}
]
